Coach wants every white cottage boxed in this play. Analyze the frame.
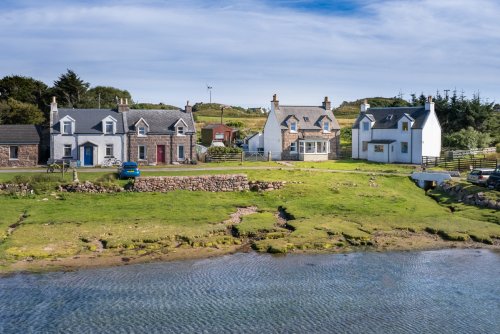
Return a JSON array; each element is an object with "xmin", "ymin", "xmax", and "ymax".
[
  {"xmin": 351, "ymin": 96, "xmax": 441, "ymax": 164},
  {"xmin": 49, "ymin": 97, "xmax": 127, "ymax": 166}
]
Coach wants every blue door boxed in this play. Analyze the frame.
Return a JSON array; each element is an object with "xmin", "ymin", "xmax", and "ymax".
[{"xmin": 84, "ymin": 146, "xmax": 93, "ymax": 166}]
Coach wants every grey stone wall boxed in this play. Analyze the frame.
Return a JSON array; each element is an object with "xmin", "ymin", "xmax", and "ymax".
[
  {"xmin": 132, "ymin": 174, "xmax": 250, "ymax": 192},
  {"xmin": 0, "ymin": 144, "xmax": 39, "ymax": 167}
]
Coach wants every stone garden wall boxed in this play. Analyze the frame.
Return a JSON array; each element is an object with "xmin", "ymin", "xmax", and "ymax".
[
  {"xmin": 132, "ymin": 174, "xmax": 250, "ymax": 192},
  {"xmin": 437, "ymin": 182, "xmax": 500, "ymax": 210}
]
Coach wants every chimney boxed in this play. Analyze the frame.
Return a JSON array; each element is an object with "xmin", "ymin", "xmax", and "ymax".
[
  {"xmin": 322, "ymin": 96, "xmax": 331, "ymax": 110},
  {"xmin": 425, "ymin": 95, "xmax": 434, "ymax": 112},
  {"xmin": 271, "ymin": 94, "xmax": 279, "ymax": 111},
  {"xmin": 49, "ymin": 96, "xmax": 58, "ymax": 128},
  {"xmin": 117, "ymin": 97, "xmax": 129, "ymax": 112},
  {"xmin": 360, "ymin": 99, "xmax": 370, "ymax": 113},
  {"xmin": 185, "ymin": 100, "xmax": 192, "ymax": 113}
]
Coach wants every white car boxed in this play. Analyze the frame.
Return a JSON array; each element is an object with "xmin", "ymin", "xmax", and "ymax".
[{"xmin": 467, "ymin": 168, "xmax": 495, "ymax": 186}]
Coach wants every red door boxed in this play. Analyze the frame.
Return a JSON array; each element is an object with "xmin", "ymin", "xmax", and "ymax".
[{"xmin": 157, "ymin": 145, "xmax": 165, "ymax": 163}]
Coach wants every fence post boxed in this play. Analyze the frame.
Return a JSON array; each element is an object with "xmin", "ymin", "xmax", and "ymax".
[
  {"xmin": 240, "ymin": 152, "xmax": 244, "ymax": 163},
  {"xmin": 268, "ymin": 151, "xmax": 271, "ymax": 162}
]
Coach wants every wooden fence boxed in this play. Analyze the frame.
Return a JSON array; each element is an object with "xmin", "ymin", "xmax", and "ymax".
[
  {"xmin": 422, "ymin": 156, "xmax": 498, "ymax": 171},
  {"xmin": 205, "ymin": 152, "xmax": 243, "ymax": 162}
]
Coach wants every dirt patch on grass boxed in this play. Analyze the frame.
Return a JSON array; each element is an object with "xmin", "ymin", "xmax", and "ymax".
[{"xmin": 224, "ymin": 206, "xmax": 258, "ymax": 224}]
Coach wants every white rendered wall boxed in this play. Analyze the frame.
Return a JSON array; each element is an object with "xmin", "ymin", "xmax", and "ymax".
[
  {"xmin": 351, "ymin": 129, "xmax": 359, "ymax": 158},
  {"xmin": 411, "ymin": 130, "xmax": 423, "ymax": 164},
  {"xmin": 421, "ymin": 111, "xmax": 442, "ymax": 158},
  {"xmin": 248, "ymin": 133, "xmax": 263, "ymax": 152},
  {"xmin": 52, "ymin": 134, "xmax": 125, "ymax": 165},
  {"xmin": 263, "ymin": 110, "xmax": 282, "ymax": 160}
]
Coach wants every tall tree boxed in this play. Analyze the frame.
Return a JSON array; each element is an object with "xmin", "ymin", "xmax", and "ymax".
[
  {"xmin": 53, "ymin": 69, "xmax": 89, "ymax": 108},
  {"xmin": 82, "ymin": 86, "xmax": 132, "ymax": 109},
  {"xmin": 0, "ymin": 75, "xmax": 48, "ymax": 111},
  {"xmin": 0, "ymin": 98, "xmax": 44, "ymax": 125}
]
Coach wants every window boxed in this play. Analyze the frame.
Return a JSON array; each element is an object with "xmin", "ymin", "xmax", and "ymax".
[
  {"xmin": 177, "ymin": 126, "xmax": 184, "ymax": 135},
  {"xmin": 306, "ymin": 142, "xmax": 314, "ymax": 153},
  {"xmin": 178, "ymin": 145, "xmax": 185, "ymax": 160},
  {"xmin": 402, "ymin": 122, "xmax": 409, "ymax": 131},
  {"xmin": 290, "ymin": 142, "xmax": 297, "ymax": 153},
  {"xmin": 303, "ymin": 117, "xmax": 309, "ymax": 122},
  {"xmin": 138, "ymin": 145, "xmax": 146, "ymax": 160},
  {"xmin": 299, "ymin": 141, "xmax": 304, "ymax": 153},
  {"xmin": 63, "ymin": 121, "xmax": 72, "ymax": 134},
  {"xmin": 63, "ymin": 144, "xmax": 72, "ymax": 157},
  {"xmin": 362, "ymin": 141, "xmax": 368, "ymax": 152},
  {"xmin": 290, "ymin": 122, "xmax": 297, "ymax": 132},
  {"xmin": 138, "ymin": 127, "xmax": 146, "ymax": 136},
  {"xmin": 374, "ymin": 145, "xmax": 384, "ymax": 153},
  {"xmin": 105, "ymin": 121, "xmax": 114, "ymax": 134},
  {"xmin": 9, "ymin": 146, "xmax": 18, "ymax": 159},
  {"xmin": 105, "ymin": 144, "xmax": 114, "ymax": 157},
  {"xmin": 362, "ymin": 122, "xmax": 369, "ymax": 131},
  {"xmin": 401, "ymin": 142, "xmax": 408, "ymax": 154},
  {"xmin": 316, "ymin": 142, "xmax": 326, "ymax": 153},
  {"xmin": 215, "ymin": 132, "xmax": 224, "ymax": 140},
  {"xmin": 323, "ymin": 122, "xmax": 330, "ymax": 132}
]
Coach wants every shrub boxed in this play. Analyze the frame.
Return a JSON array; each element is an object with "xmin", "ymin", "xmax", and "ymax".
[
  {"xmin": 443, "ymin": 127, "xmax": 492, "ymax": 149},
  {"xmin": 207, "ymin": 146, "xmax": 242, "ymax": 155}
]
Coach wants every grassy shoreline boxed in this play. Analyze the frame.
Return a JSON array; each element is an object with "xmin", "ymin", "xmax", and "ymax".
[{"xmin": 1, "ymin": 165, "xmax": 499, "ymax": 274}]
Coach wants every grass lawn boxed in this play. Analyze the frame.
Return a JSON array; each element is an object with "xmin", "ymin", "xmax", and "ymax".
[{"xmin": 1, "ymin": 167, "xmax": 499, "ymax": 272}]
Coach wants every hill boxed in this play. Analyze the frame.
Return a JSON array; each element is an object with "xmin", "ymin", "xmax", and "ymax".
[{"xmin": 335, "ymin": 97, "xmax": 409, "ymax": 119}]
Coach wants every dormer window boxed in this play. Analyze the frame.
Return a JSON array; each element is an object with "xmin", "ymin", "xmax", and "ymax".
[
  {"xmin": 105, "ymin": 121, "xmax": 114, "ymax": 134},
  {"xmin": 63, "ymin": 121, "xmax": 72, "ymax": 134},
  {"xmin": 402, "ymin": 122, "xmax": 409, "ymax": 131},
  {"xmin": 138, "ymin": 127, "xmax": 146, "ymax": 136},
  {"xmin": 323, "ymin": 122, "xmax": 330, "ymax": 132},
  {"xmin": 177, "ymin": 126, "xmax": 184, "ymax": 135},
  {"xmin": 362, "ymin": 122, "xmax": 370, "ymax": 131},
  {"xmin": 290, "ymin": 121, "xmax": 297, "ymax": 132}
]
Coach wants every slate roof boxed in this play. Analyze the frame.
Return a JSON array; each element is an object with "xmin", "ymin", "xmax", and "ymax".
[
  {"xmin": 275, "ymin": 106, "xmax": 340, "ymax": 130},
  {"xmin": 352, "ymin": 107, "xmax": 428, "ymax": 129},
  {"xmin": 0, "ymin": 125, "xmax": 41, "ymax": 144},
  {"xmin": 126, "ymin": 109, "xmax": 195, "ymax": 134},
  {"xmin": 53, "ymin": 109, "xmax": 126, "ymax": 134}
]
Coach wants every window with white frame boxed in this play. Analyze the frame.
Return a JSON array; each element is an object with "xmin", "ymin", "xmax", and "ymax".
[
  {"xmin": 374, "ymin": 145, "xmax": 384, "ymax": 153},
  {"xmin": 138, "ymin": 145, "xmax": 146, "ymax": 160},
  {"xmin": 63, "ymin": 144, "xmax": 72, "ymax": 157},
  {"xmin": 177, "ymin": 126, "xmax": 184, "ymax": 135},
  {"xmin": 9, "ymin": 146, "xmax": 18, "ymax": 159},
  {"xmin": 105, "ymin": 144, "xmax": 114, "ymax": 157},
  {"xmin": 105, "ymin": 121, "xmax": 114, "ymax": 134},
  {"xmin": 138, "ymin": 127, "xmax": 146, "ymax": 136},
  {"xmin": 299, "ymin": 141, "xmax": 304, "ymax": 153},
  {"xmin": 290, "ymin": 121, "xmax": 297, "ymax": 132},
  {"xmin": 63, "ymin": 121, "xmax": 72, "ymax": 134},
  {"xmin": 178, "ymin": 145, "xmax": 185, "ymax": 160},
  {"xmin": 362, "ymin": 141, "xmax": 368, "ymax": 152},
  {"xmin": 402, "ymin": 122, "xmax": 409, "ymax": 131},
  {"xmin": 401, "ymin": 142, "xmax": 408, "ymax": 154},
  {"xmin": 362, "ymin": 122, "xmax": 369, "ymax": 131},
  {"xmin": 290, "ymin": 142, "xmax": 297, "ymax": 153},
  {"xmin": 323, "ymin": 122, "xmax": 330, "ymax": 132}
]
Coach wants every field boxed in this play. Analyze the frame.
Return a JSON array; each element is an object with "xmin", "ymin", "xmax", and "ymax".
[{"xmin": 1, "ymin": 166, "xmax": 499, "ymax": 273}]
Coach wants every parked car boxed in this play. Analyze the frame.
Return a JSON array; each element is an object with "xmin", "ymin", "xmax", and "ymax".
[
  {"xmin": 466, "ymin": 168, "xmax": 495, "ymax": 186},
  {"xmin": 118, "ymin": 161, "xmax": 140, "ymax": 179},
  {"xmin": 486, "ymin": 169, "xmax": 500, "ymax": 190}
]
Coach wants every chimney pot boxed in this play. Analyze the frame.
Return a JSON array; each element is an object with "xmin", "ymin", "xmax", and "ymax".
[
  {"xmin": 322, "ymin": 96, "xmax": 331, "ymax": 110},
  {"xmin": 271, "ymin": 94, "xmax": 279, "ymax": 110}
]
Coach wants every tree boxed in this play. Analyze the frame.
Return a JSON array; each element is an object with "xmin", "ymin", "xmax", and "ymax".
[
  {"xmin": 0, "ymin": 75, "xmax": 48, "ymax": 111},
  {"xmin": 82, "ymin": 86, "xmax": 132, "ymax": 109},
  {"xmin": 443, "ymin": 127, "xmax": 491, "ymax": 149},
  {"xmin": 53, "ymin": 69, "xmax": 89, "ymax": 108},
  {"xmin": 0, "ymin": 98, "xmax": 44, "ymax": 125}
]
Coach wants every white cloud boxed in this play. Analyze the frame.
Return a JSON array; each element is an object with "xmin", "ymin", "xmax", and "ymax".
[{"xmin": 0, "ymin": 0, "xmax": 499, "ymax": 107}]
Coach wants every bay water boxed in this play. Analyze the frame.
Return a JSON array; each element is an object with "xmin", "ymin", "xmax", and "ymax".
[{"xmin": 1, "ymin": 249, "xmax": 499, "ymax": 333}]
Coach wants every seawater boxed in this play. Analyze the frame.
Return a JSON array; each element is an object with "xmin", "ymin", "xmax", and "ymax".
[{"xmin": 0, "ymin": 249, "xmax": 499, "ymax": 333}]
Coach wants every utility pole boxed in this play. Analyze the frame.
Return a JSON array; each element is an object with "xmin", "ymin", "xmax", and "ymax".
[
  {"xmin": 207, "ymin": 85, "xmax": 213, "ymax": 104},
  {"xmin": 98, "ymin": 93, "xmax": 101, "ymax": 109},
  {"xmin": 444, "ymin": 89, "xmax": 450, "ymax": 99}
]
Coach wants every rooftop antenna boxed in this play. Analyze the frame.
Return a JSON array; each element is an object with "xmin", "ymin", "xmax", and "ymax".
[{"xmin": 207, "ymin": 84, "xmax": 213, "ymax": 104}]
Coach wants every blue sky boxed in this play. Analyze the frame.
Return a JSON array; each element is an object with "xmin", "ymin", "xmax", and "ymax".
[{"xmin": 1, "ymin": 0, "xmax": 499, "ymax": 108}]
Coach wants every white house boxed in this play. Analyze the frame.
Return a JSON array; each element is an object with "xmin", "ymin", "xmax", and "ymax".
[
  {"xmin": 245, "ymin": 132, "xmax": 264, "ymax": 152},
  {"xmin": 263, "ymin": 94, "xmax": 340, "ymax": 161},
  {"xmin": 49, "ymin": 97, "xmax": 127, "ymax": 166},
  {"xmin": 351, "ymin": 96, "xmax": 441, "ymax": 164}
]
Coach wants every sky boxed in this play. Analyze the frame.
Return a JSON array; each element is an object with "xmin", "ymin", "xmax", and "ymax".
[{"xmin": 1, "ymin": 0, "xmax": 499, "ymax": 108}]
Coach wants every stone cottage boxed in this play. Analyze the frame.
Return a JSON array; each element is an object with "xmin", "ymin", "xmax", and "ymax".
[
  {"xmin": 263, "ymin": 95, "xmax": 341, "ymax": 160},
  {"xmin": 126, "ymin": 101, "xmax": 197, "ymax": 165},
  {"xmin": 0, "ymin": 124, "xmax": 41, "ymax": 167}
]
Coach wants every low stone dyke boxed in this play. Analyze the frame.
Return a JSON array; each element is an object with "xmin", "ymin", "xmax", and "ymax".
[
  {"xmin": 0, "ymin": 183, "xmax": 33, "ymax": 195},
  {"xmin": 437, "ymin": 182, "xmax": 500, "ymax": 210},
  {"xmin": 59, "ymin": 181, "xmax": 124, "ymax": 193},
  {"xmin": 132, "ymin": 174, "xmax": 251, "ymax": 192}
]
